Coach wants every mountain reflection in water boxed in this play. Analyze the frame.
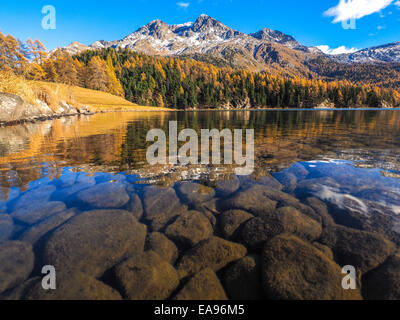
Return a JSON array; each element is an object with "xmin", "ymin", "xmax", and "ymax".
[{"xmin": 1, "ymin": 110, "xmax": 400, "ymax": 190}]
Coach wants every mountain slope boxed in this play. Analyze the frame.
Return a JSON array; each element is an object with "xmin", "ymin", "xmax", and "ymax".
[
  {"xmin": 54, "ymin": 14, "xmax": 400, "ymax": 87},
  {"xmin": 334, "ymin": 42, "xmax": 400, "ymax": 64},
  {"xmin": 61, "ymin": 15, "xmax": 322, "ymax": 77}
]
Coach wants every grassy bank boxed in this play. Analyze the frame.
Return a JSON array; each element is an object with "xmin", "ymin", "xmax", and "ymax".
[
  {"xmin": 0, "ymin": 71, "xmax": 170, "ymax": 112},
  {"xmin": 33, "ymin": 81, "xmax": 171, "ymax": 112}
]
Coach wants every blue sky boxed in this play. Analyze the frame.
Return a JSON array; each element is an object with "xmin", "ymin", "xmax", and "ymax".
[{"xmin": 0, "ymin": 0, "xmax": 399, "ymax": 53}]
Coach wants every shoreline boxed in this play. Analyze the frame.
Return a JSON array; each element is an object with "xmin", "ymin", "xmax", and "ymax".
[{"xmin": 2, "ymin": 105, "xmax": 400, "ymax": 127}]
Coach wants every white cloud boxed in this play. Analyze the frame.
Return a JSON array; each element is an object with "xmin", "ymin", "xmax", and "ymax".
[
  {"xmin": 395, "ymin": 1, "xmax": 400, "ymax": 7},
  {"xmin": 317, "ymin": 45, "xmax": 359, "ymax": 55},
  {"xmin": 324, "ymin": 0, "xmax": 394, "ymax": 22},
  {"xmin": 177, "ymin": 2, "xmax": 190, "ymax": 9}
]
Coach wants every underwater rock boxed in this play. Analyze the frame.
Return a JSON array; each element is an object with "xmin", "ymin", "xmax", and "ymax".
[{"xmin": 43, "ymin": 209, "xmax": 147, "ymax": 277}]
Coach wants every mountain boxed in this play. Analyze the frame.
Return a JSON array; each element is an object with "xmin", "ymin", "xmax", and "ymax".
[
  {"xmin": 249, "ymin": 28, "xmax": 308, "ymax": 51},
  {"xmin": 53, "ymin": 41, "xmax": 91, "ymax": 55},
  {"xmin": 54, "ymin": 15, "xmax": 400, "ymax": 84},
  {"xmin": 334, "ymin": 42, "xmax": 400, "ymax": 64},
  {"xmin": 91, "ymin": 15, "xmax": 311, "ymax": 55},
  {"xmin": 57, "ymin": 15, "xmax": 323, "ymax": 77}
]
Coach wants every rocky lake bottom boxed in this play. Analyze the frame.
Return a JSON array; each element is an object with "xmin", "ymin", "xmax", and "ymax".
[{"xmin": 0, "ymin": 110, "xmax": 400, "ymax": 300}]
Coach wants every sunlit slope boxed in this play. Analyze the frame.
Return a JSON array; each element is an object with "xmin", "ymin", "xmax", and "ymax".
[{"xmin": 32, "ymin": 81, "xmax": 170, "ymax": 111}]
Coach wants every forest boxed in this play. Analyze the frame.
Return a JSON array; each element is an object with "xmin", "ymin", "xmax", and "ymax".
[{"xmin": 1, "ymin": 31, "xmax": 399, "ymax": 109}]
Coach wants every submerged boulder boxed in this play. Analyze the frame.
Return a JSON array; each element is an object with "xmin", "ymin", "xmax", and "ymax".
[
  {"xmin": 215, "ymin": 176, "xmax": 240, "ymax": 198},
  {"xmin": 0, "ymin": 241, "xmax": 35, "ymax": 294},
  {"xmin": 11, "ymin": 201, "xmax": 67, "ymax": 225},
  {"xmin": 215, "ymin": 176, "xmax": 240, "ymax": 197},
  {"xmin": 43, "ymin": 210, "xmax": 147, "ymax": 277},
  {"xmin": 0, "ymin": 277, "xmax": 40, "ymax": 301},
  {"xmin": 220, "ymin": 185, "xmax": 277, "ymax": 216},
  {"xmin": 74, "ymin": 182, "xmax": 130, "ymax": 209},
  {"xmin": 165, "ymin": 211, "xmax": 213, "ymax": 248},
  {"xmin": 114, "ymin": 251, "xmax": 179, "ymax": 300},
  {"xmin": 362, "ymin": 253, "xmax": 400, "ymax": 300},
  {"xmin": 258, "ymin": 176, "xmax": 284, "ymax": 190},
  {"xmin": 123, "ymin": 194, "xmax": 143, "ymax": 220},
  {"xmin": 145, "ymin": 232, "xmax": 179, "ymax": 265},
  {"xmin": 273, "ymin": 171, "xmax": 297, "ymax": 193},
  {"xmin": 51, "ymin": 182, "xmax": 95, "ymax": 204},
  {"xmin": 19, "ymin": 208, "xmax": 78, "ymax": 245},
  {"xmin": 320, "ymin": 225, "xmax": 396, "ymax": 274},
  {"xmin": 177, "ymin": 236, "xmax": 247, "ymax": 279},
  {"xmin": 305, "ymin": 197, "xmax": 335, "ymax": 228},
  {"xmin": 143, "ymin": 186, "xmax": 187, "ymax": 231},
  {"xmin": 176, "ymin": 182, "xmax": 215, "ymax": 206},
  {"xmin": 11, "ymin": 185, "xmax": 57, "ymax": 211},
  {"xmin": 241, "ymin": 206, "xmax": 322, "ymax": 250},
  {"xmin": 192, "ymin": 199, "xmax": 219, "ymax": 227},
  {"xmin": 0, "ymin": 215, "xmax": 13, "ymax": 241},
  {"xmin": 24, "ymin": 272, "xmax": 121, "ymax": 300},
  {"xmin": 224, "ymin": 255, "xmax": 264, "ymax": 300},
  {"xmin": 313, "ymin": 242, "xmax": 334, "ymax": 260},
  {"xmin": 262, "ymin": 235, "xmax": 362, "ymax": 300},
  {"xmin": 174, "ymin": 268, "xmax": 228, "ymax": 300},
  {"xmin": 219, "ymin": 209, "xmax": 254, "ymax": 240}
]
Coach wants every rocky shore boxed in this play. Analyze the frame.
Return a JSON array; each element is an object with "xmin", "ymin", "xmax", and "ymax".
[
  {"xmin": 0, "ymin": 166, "xmax": 399, "ymax": 300},
  {"xmin": 0, "ymin": 93, "xmax": 94, "ymax": 126}
]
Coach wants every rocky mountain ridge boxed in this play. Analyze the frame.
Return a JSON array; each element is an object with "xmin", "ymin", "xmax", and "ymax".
[{"xmin": 53, "ymin": 15, "xmax": 400, "ymax": 84}]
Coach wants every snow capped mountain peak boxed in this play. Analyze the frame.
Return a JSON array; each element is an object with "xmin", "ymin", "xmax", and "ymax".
[
  {"xmin": 249, "ymin": 28, "xmax": 307, "ymax": 51},
  {"xmin": 55, "ymin": 15, "xmax": 400, "ymax": 68},
  {"xmin": 51, "ymin": 41, "xmax": 91, "ymax": 55},
  {"xmin": 250, "ymin": 28, "xmax": 294, "ymax": 43},
  {"xmin": 333, "ymin": 41, "xmax": 400, "ymax": 63},
  {"xmin": 134, "ymin": 19, "xmax": 171, "ymax": 38}
]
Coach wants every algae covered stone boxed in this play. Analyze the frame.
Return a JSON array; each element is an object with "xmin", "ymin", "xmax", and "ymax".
[
  {"xmin": 224, "ymin": 255, "xmax": 263, "ymax": 300},
  {"xmin": 74, "ymin": 182, "xmax": 130, "ymax": 209},
  {"xmin": 320, "ymin": 225, "xmax": 396, "ymax": 273},
  {"xmin": 0, "ymin": 215, "xmax": 13, "ymax": 241},
  {"xmin": 114, "ymin": 251, "xmax": 179, "ymax": 300},
  {"xmin": 362, "ymin": 253, "xmax": 400, "ymax": 300},
  {"xmin": 219, "ymin": 209, "xmax": 254, "ymax": 240},
  {"xmin": 165, "ymin": 210, "xmax": 213, "ymax": 248},
  {"xmin": 145, "ymin": 232, "xmax": 179, "ymax": 265},
  {"xmin": 43, "ymin": 209, "xmax": 147, "ymax": 277},
  {"xmin": 24, "ymin": 272, "xmax": 122, "ymax": 300},
  {"xmin": 11, "ymin": 201, "xmax": 66, "ymax": 225},
  {"xmin": 0, "ymin": 241, "xmax": 34, "ymax": 294},
  {"xmin": 262, "ymin": 234, "xmax": 362, "ymax": 300},
  {"xmin": 174, "ymin": 268, "xmax": 228, "ymax": 300},
  {"xmin": 177, "ymin": 236, "xmax": 247, "ymax": 279},
  {"xmin": 241, "ymin": 206, "xmax": 322, "ymax": 250},
  {"xmin": 143, "ymin": 186, "xmax": 187, "ymax": 231}
]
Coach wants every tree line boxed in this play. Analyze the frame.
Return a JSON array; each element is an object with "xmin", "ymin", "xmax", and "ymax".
[{"xmin": 1, "ymin": 31, "xmax": 399, "ymax": 109}]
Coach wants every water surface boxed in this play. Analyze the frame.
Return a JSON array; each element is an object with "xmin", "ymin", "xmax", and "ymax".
[{"xmin": 1, "ymin": 110, "xmax": 400, "ymax": 300}]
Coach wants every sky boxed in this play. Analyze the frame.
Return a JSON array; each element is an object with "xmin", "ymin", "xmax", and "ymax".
[{"xmin": 0, "ymin": 0, "xmax": 399, "ymax": 54}]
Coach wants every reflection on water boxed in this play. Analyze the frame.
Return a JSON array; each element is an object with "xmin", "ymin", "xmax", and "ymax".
[
  {"xmin": 1, "ymin": 110, "xmax": 400, "ymax": 300},
  {"xmin": 1, "ymin": 110, "xmax": 400, "ymax": 190}
]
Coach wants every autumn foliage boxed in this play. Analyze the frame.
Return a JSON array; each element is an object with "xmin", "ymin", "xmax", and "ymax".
[{"xmin": 1, "ymin": 31, "xmax": 399, "ymax": 109}]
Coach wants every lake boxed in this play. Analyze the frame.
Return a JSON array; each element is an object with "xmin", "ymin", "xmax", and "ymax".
[{"xmin": 1, "ymin": 109, "xmax": 400, "ymax": 300}]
